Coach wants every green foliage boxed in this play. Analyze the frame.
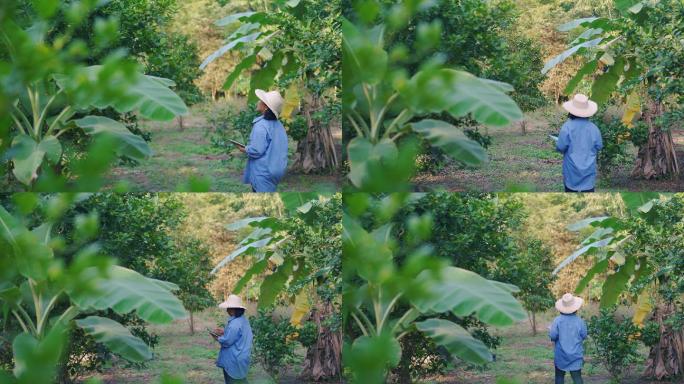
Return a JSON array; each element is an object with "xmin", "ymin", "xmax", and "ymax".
[
  {"xmin": 595, "ymin": 117, "xmax": 631, "ymax": 172},
  {"xmin": 393, "ymin": 0, "xmax": 547, "ymax": 111},
  {"xmin": 68, "ymin": 0, "xmax": 203, "ymax": 105},
  {"xmin": 251, "ymin": 308, "xmax": 299, "ymax": 380},
  {"xmin": 66, "ymin": 194, "xmax": 214, "ymax": 313},
  {"xmin": 0, "ymin": 194, "xmax": 187, "ymax": 383},
  {"xmin": 219, "ymin": 193, "xmax": 342, "ymax": 308},
  {"xmin": 0, "ymin": 1, "xmax": 188, "ymax": 190},
  {"xmin": 343, "ymin": 193, "xmax": 526, "ymax": 383},
  {"xmin": 209, "ymin": 104, "xmax": 256, "ymax": 154},
  {"xmin": 587, "ymin": 307, "xmax": 642, "ymax": 382},
  {"xmin": 343, "ymin": 0, "xmax": 524, "ymax": 191},
  {"xmin": 557, "ymin": 193, "xmax": 684, "ymax": 309},
  {"xmin": 48, "ymin": 193, "xmax": 212, "ymax": 379},
  {"xmin": 203, "ymin": 0, "xmax": 340, "ymax": 100}
]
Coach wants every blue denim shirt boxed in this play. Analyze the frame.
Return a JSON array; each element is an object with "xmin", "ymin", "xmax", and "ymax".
[
  {"xmin": 549, "ymin": 313, "xmax": 587, "ymax": 371},
  {"xmin": 556, "ymin": 118, "xmax": 603, "ymax": 191},
  {"xmin": 215, "ymin": 315, "xmax": 253, "ymax": 379},
  {"xmin": 242, "ymin": 116, "xmax": 288, "ymax": 192}
]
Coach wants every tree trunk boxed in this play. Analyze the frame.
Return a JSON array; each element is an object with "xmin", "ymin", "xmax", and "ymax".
[
  {"xmin": 631, "ymin": 100, "xmax": 679, "ymax": 179},
  {"xmin": 644, "ymin": 303, "xmax": 684, "ymax": 379},
  {"xmin": 532, "ymin": 312, "xmax": 537, "ymax": 336},
  {"xmin": 291, "ymin": 96, "xmax": 339, "ymax": 174},
  {"xmin": 189, "ymin": 311, "xmax": 195, "ymax": 335},
  {"xmin": 178, "ymin": 115, "xmax": 184, "ymax": 131},
  {"xmin": 300, "ymin": 301, "xmax": 342, "ymax": 382}
]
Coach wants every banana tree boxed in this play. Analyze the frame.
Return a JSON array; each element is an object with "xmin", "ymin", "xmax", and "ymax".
[
  {"xmin": 0, "ymin": 195, "xmax": 187, "ymax": 383},
  {"xmin": 2, "ymin": 6, "xmax": 188, "ymax": 190},
  {"xmin": 542, "ymin": 0, "xmax": 684, "ymax": 179},
  {"xmin": 343, "ymin": 194, "xmax": 526, "ymax": 383},
  {"xmin": 554, "ymin": 192, "xmax": 684, "ymax": 380},
  {"xmin": 6, "ymin": 64, "xmax": 188, "ymax": 189},
  {"xmin": 199, "ymin": 0, "xmax": 340, "ymax": 173},
  {"xmin": 212, "ymin": 193, "xmax": 341, "ymax": 381},
  {"xmin": 343, "ymin": 9, "xmax": 523, "ymax": 191}
]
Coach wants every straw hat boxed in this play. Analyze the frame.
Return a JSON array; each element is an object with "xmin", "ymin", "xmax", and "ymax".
[
  {"xmin": 218, "ymin": 294, "xmax": 246, "ymax": 309},
  {"xmin": 562, "ymin": 94, "xmax": 598, "ymax": 118},
  {"xmin": 555, "ymin": 293, "xmax": 584, "ymax": 314},
  {"xmin": 255, "ymin": 89, "xmax": 284, "ymax": 118}
]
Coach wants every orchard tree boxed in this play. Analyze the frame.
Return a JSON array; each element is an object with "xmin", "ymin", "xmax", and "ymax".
[
  {"xmin": 543, "ymin": 0, "xmax": 684, "ymax": 179},
  {"xmin": 493, "ymin": 238, "xmax": 556, "ymax": 335},
  {"xmin": 156, "ymin": 236, "xmax": 214, "ymax": 334}
]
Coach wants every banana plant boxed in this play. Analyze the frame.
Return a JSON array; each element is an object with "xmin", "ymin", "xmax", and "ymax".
[
  {"xmin": 342, "ymin": 4, "xmax": 523, "ymax": 191},
  {"xmin": 211, "ymin": 192, "xmax": 332, "ymax": 309},
  {"xmin": 0, "ymin": 195, "xmax": 187, "ymax": 383},
  {"xmin": 199, "ymin": 0, "xmax": 309, "ymax": 106},
  {"xmin": 7, "ymin": 64, "xmax": 188, "ymax": 188},
  {"xmin": 541, "ymin": 0, "xmax": 655, "ymax": 102},
  {"xmin": 343, "ymin": 194, "xmax": 526, "ymax": 383},
  {"xmin": 552, "ymin": 192, "xmax": 663, "ymax": 307}
]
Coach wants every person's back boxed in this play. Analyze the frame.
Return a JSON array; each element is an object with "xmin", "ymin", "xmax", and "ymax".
[
  {"xmin": 556, "ymin": 94, "xmax": 603, "ymax": 192},
  {"xmin": 550, "ymin": 313, "xmax": 586, "ymax": 367},
  {"xmin": 556, "ymin": 118, "xmax": 603, "ymax": 192}
]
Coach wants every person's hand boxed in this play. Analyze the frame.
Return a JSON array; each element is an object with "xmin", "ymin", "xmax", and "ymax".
[
  {"xmin": 214, "ymin": 327, "xmax": 224, "ymax": 336},
  {"xmin": 237, "ymin": 146, "xmax": 246, "ymax": 153}
]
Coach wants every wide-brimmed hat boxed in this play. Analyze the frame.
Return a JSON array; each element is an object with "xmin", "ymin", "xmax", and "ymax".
[
  {"xmin": 255, "ymin": 89, "xmax": 284, "ymax": 118},
  {"xmin": 218, "ymin": 294, "xmax": 246, "ymax": 309},
  {"xmin": 562, "ymin": 94, "xmax": 598, "ymax": 118},
  {"xmin": 555, "ymin": 293, "xmax": 584, "ymax": 314}
]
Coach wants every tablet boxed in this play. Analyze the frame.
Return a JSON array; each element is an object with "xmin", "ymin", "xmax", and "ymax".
[{"xmin": 229, "ymin": 139, "xmax": 245, "ymax": 148}]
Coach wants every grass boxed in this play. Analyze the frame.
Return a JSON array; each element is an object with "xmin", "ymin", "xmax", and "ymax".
[
  {"xmin": 413, "ymin": 106, "xmax": 684, "ymax": 192},
  {"xmin": 423, "ymin": 304, "xmax": 657, "ymax": 384},
  {"xmin": 105, "ymin": 107, "xmax": 341, "ymax": 192},
  {"xmin": 79, "ymin": 308, "xmax": 308, "ymax": 384}
]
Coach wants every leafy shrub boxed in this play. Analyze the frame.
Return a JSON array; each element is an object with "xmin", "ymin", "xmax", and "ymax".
[
  {"xmin": 285, "ymin": 115, "xmax": 309, "ymax": 142},
  {"xmin": 251, "ymin": 308, "xmax": 300, "ymax": 380},
  {"xmin": 297, "ymin": 321, "xmax": 319, "ymax": 348},
  {"xmin": 587, "ymin": 307, "xmax": 642, "ymax": 382},
  {"xmin": 596, "ymin": 118, "xmax": 631, "ymax": 172},
  {"xmin": 59, "ymin": 311, "xmax": 159, "ymax": 382},
  {"xmin": 208, "ymin": 104, "xmax": 256, "ymax": 154}
]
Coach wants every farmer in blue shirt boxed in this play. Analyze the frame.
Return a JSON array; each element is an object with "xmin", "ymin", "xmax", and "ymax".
[
  {"xmin": 239, "ymin": 89, "xmax": 288, "ymax": 192},
  {"xmin": 556, "ymin": 94, "xmax": 603, "ymax": 192},
  {"xmin": 549, "ymin": 293, "xmax": 588, "ymax": 384},
  {"xmin": 214, "ymin": 295, "xmax": 253, "ymax": 383}
]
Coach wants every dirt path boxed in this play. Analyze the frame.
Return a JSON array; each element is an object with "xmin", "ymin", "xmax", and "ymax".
[
  {"xmin": 106, "ymin": 110, "xmax": 342, "ymax": 192},
  {"xmin": 413, "ymin": 108, "xmax": 684, "ymax": 192}
]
